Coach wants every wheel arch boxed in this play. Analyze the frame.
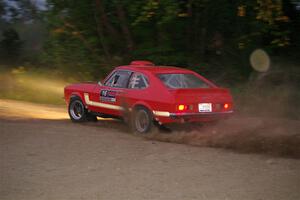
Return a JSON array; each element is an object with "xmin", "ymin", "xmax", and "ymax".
[
  {"xmin": 131, "ymin": 101, "xmax": 153, "ymax": 113},
  {"xmin": 69, "ymin": 92, "xmax": 86, "ymax": 106}
]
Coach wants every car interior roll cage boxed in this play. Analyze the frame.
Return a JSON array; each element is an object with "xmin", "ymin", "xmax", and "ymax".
[{"xmin": 102, "ymin": 70, "xmax": 149, "ymax": 89}]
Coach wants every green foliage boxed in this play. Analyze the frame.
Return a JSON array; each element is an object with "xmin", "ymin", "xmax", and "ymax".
[
  {"xmin": 0, "ymin": 66, "xmax": 70, "ymax": 105},
  {"xmin": 0, "ymin": 28, "xmax": 23, "ymax": 63},
  {"xmin": 1, "ymin": 0, "xmax": 296, "ymax": 83}
]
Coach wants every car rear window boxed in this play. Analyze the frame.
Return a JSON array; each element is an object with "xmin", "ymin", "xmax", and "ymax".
[{"xmin": 157, "ymin": 73, "xmax": 210, "ymax": 89}]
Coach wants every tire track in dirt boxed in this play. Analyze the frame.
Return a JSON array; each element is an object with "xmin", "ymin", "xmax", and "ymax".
[{"xmin": 1, "ymin": 99, "xmax": 299, "ymax": 158}]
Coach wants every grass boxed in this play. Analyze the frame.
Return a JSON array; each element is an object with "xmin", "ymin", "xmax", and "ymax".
[
  {"xmin": 0, "ymin": 64, "xmax": 299, "ymax": 120},
  {"xmin": 0, "ymin": 66, "xmax": 71, "ymax": 105}
]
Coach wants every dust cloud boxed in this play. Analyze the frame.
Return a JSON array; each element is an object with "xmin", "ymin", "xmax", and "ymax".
[
  {"xmin": 146, "ymin": 115, "xmax": 300, "ymax": 159},
  {"xmin": 146, "ymin": 69, "xmax": 300, "ymax": 159},
  {"xmin": 1, "ymin": 62, "xmax": 299, "ymax": 158}
]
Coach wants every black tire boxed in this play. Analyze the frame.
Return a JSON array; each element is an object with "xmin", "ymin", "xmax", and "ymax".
[
  {"xmin": 131, "ymin": 107, "xmax": 153, "ymax": 134},
  {"xmin": 68, "ymin": 97, "xmax": 87, "ymax": 122},
  {"xmin": 86, "ymin": 114, "xmax": 98, "ymax": 122}
]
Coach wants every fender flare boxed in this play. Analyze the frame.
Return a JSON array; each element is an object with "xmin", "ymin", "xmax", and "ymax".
[
  {"xmin": 69, "ymin": 92, "xmax": 86, "ymax": 105},
  {"xmin": 131, "ymin": 101, "xmax": 153, "ymax": 113}
]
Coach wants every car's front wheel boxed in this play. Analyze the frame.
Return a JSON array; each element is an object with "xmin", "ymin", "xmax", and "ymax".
[
  {"xmin": 68, "ymin": 97, "xmax": 88, "ymax": 122},
  {"xmin": 131, "ymin": 107, "xmax": 153, "ymax": 134}
]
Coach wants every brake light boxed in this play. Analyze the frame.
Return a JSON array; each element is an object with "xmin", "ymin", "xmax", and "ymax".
[
  {"xmin": 178, "ymin": 104, "xmax": 187, "ymax": 111},
  {"xmin": 224, "ymin": 103, "xmax": 229, "ymax": 109}
]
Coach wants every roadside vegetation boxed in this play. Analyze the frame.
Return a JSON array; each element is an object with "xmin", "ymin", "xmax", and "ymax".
[
  {"xmin": 0, "ymin": 66, "xmax": 69, "ymax": 105},
  {"xmin": 0, "ymin": 0, "xmax": 299, "ymax": 117},
  {"xmin": 1, "ymin": 62, "xmax": 299, "ymax": 119}
]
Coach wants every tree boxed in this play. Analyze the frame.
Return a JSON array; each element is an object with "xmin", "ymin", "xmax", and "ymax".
[
  {"xmin": 40, "ymin": 0, "xmax": 298, "ymax": 81},
  {"xmin": 0, "ymin": 28, "xmax": 22, "ymax": 62}
]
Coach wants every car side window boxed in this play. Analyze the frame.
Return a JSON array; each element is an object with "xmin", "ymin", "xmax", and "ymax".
[
  {"xmin": 128, "ymin": 73, "xmax": 149, "ymax": 89},
  {"xmin": 105, "ymin": 70, "xmax": 132, "ymax": 88}
]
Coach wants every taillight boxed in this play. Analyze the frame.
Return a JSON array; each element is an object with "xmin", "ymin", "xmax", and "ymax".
[
  {"xmin": 224, "ymin": 103, "xmax": 229, "ymax": 109},
  {"xmin": 177, "ymin": 104, "xmax": 187, "ymax": 111}
]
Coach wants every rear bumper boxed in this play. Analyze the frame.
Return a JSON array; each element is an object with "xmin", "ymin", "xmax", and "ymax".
[
  {"xmin": 155, "ymin": 110, "xmax": 233, "ymax": 124},
  {"xmin": 169, "ymin": 111, "xmax": 233, "ymax": 119}
]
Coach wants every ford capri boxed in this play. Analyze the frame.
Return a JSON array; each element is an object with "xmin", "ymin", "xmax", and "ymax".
[{"xmin": 64, "ymin": 61, "xmax": 233, "ymax": 133}]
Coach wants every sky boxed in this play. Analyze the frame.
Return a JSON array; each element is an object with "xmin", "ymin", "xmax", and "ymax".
[
  {"xmin": 30, "ymin": 0, "xmax": 47, "ymax": 11},
  {"xmin": 3, "ymin": 0, "xmax": 47, "ymax": 11},
  {"xmin": 1, "ymin": 0, "xmax": 47, "ymax": 21}
]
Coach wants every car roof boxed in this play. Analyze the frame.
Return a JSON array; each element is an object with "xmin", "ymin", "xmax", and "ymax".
[
  {"xmin": 110, "ymin": 61, "xmax": 216, "ymax": 87},
  {"xmin": 115, "ymin": 65, "xmax": 194, "ymax": 74}
]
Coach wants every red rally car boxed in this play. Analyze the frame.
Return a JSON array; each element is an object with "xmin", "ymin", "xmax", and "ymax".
[{"xmin": 64, "ymin": 61, "xmax": 233, "ymax": 133}]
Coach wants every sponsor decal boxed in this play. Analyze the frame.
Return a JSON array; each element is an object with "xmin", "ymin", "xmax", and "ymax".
[
  {"xmin": 100, "ymin": 90, "xmax": 117, "ymax": 102},
  {"xmin": 84, "ymin": 93, "xmax": 123, "ymax": 110},
  {"xmin": 84, "ymin": 93, "xmax": 170, "ymax": 116}
]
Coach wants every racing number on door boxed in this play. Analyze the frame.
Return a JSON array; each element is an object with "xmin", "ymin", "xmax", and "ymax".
[{"xmin": 100, "ymin": 90, "xmax": 117, "ymax": 102}]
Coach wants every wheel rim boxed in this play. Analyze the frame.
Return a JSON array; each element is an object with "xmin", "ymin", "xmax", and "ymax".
[
  {"xmin": 70, "ymin": 100, "xmax": 84, "ymax": 120},
  {"xmin": 135, "ymin": 109, "xmax": 150, "ymax": 133}
]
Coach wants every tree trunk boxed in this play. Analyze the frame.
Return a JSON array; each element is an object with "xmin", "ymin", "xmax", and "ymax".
[
  {"xmin": 115, "ymin": 2, "xmax": 135, "ymax": 51},
  {"xmin": 95, "ymin": 0, "xmax": 119, "ymax": 40},
  {"xmin": 93, "ymin": 3, "xmax": 111, "ymax": 59},
  {"xmin": 186, "ymin": 0, "xmax": 194, "ymax": 52},
  {"xmin": 199, "ymin": 27, "xmax": 207, "ymax": 57}
]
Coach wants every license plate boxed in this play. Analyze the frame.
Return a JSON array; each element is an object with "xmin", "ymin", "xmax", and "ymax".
[{"xmin": 198, "ymin": 103, "xmax": 212, "ymax": 112}]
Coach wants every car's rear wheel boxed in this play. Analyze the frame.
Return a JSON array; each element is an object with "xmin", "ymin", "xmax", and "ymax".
[
  {"xmin": 68, "ymin": 97, "xmax": 87, "ymax": 122},
  {"xmin": 132, "ymin": 107, "xmax": 153, "ymax": 134}
]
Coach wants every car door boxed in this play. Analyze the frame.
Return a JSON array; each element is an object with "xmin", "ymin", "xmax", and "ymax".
[
  {"xmin": 87, "ymin": 70, "xmax": 132, "ymax": 116},
  {"xmin": 124, "ymin": 72, "xmax": 151, "ymax": 107}
]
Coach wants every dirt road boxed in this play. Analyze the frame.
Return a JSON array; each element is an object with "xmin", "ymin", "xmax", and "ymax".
[{"xmin": 1, "ymin": 99, "xmax": 300, "ymax": 200}]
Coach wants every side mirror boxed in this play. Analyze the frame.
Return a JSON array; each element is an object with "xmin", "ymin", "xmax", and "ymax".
[{"xmin": 98, "ymin": 81, "xmax": 102, "ymax": 86}]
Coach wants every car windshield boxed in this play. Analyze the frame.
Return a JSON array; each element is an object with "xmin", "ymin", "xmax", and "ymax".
[{"xmin": 157, "ymin": 73, "xmax": 210, "ymax": 89}]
